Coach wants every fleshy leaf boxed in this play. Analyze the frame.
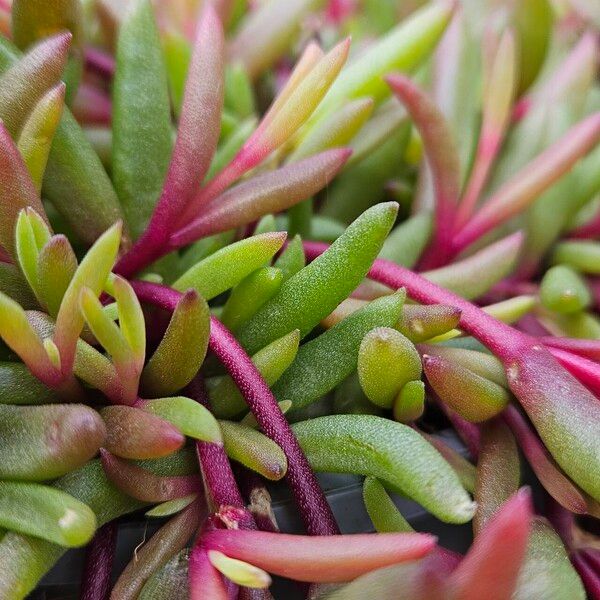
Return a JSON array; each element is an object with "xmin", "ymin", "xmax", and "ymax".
[
  {"xmin": 540, "ymin": 265, "xmax": 591, "ymax": 314},
  {"xmin": 100, "ymin": 449, "xmax": 200, "ymax": 503},
  {"xmin": 552, "ymin": 240, "xmax": 600, "ymax": 274},
  {"xmin": 474, "ymin": 419, "xmax": 520, "ymax": 534},
  {"xmin": 362, "ymin": 476, "xmax": 413, "ymax": 533},
  {"xmin": 172, "ymin": 149, "xmax": 350, "ymax": 244},
  {"xmin": 220, "ymin": 267, "xmax": 283, "ymax": 333},
  {"xmin": 17, "ymin": 83, "xmax": 65, "ymax": 192},
  {"xmin": 393, "ymin": 380, "xmax": 425, "ymax": 423},
  {"xmin": 0, "ymin": 480, "xmax": 95, "ymax": 547},
  {"xmin": 200, "ymin": 529, "xmax": 436, "ymax": 583},
  {"xmin": 237, "ymin": 202, "xmax": 398, "ymax": 353},
  {"xmin": 275, "ymin": 292, "xmax": 406, "ymax": 413},
  {"xmin": 208, "ymin": 551, "xmax": 271, "ymax": 589},
  {"xmin": 101, "ymin": 405, "xmax": 185, "ymax": 460},
  {"xmin": 0, "ymin": 403, "xmax": 105, "ymax": 480},
  {"xmin": 141, "ymin": 290, "xmax": 210, "ymax": 397},
  {"xmin": 358, "ymin": 326, "xmax": 421, "ymax": 408},
  {"xmin": 378, "ymin": 212, "xmax": 433, "ymax": 268},
  {"xmin": 142, "ymin": 397, "xmax": 222, "ymax": 444},
  {"xmin": 0, "ymin": 32, "xmax": 70, "ymax": 136},
  {"xmin": 423, "ymin": 354, "xmax": 510, "ymax": 422},
  {"xmin": 398, "ymin": 303, "xmax": 461, "ymax": 343},
  {"xmin": 293, "ymin": 414, "xmax": 476, "ymax": 523},
  {"xmin": 173, "ymin": 233, "xmax": 286, "ymax": 300},
  {"xmin": 112, "ymin": 0, "xmax": 173, "ymax": 240},
  {"xmin": 53, "ymin": 221, "xmax": 122, "ymax": 377},
  {"xmin": 220, "ymin": 420, "xmax": 287, "ymax": 481}
]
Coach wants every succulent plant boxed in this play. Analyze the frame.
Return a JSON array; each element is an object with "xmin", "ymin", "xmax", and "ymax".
[{"xmin": 0, "ymin": 0, "xmax": 598, "ymax": 598}]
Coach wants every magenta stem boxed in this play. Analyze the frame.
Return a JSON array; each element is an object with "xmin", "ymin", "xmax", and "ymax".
[
  {"xmin": 131, "ymin": 281, "xmax": 339, "ymax": 536},
  {"xmin": 571, "ymin": 552, "xmax": 600, "ymax": 599},
  {"xmin": 186, "ymin": 375, "xmax": 256, "ymax": 528},
  {"xmin": 80, "ymin": 522, "xmax": 117, "ymax": 600},
  {"xmin": 540, "ymin": 336, "xmax": 600, "ymax": 362}
]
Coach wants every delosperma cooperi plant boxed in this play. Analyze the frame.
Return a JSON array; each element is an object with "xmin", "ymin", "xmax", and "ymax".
[{"xmin": 0, "ymin": 0, "xmax": 598, "ymax": 598}]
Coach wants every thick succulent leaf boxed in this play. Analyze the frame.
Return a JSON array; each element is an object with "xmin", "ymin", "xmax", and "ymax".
[
  {"xmin": 423, "ymin": 354, "xmax": 510, "ymax": 422},
  {"xmin": 362, "ymin": 477, "xmax": 413, "ymax": 533},
  {"xmin": 173, "ymin": 232, "xmax": 286, "ymax": 300},
  {"xmin": 455, "ymin": 113, "xmax": 600, "ymax": 253},
  {"xmin": 540, "ymin": 265, "xmax": 591, "ymax": 314},
  {"xmin": 141, "ymin": 290, "xmax": 210, "ymax": 397},
  {"xmin": 0, "ymin": 292, "xmax": 59, "ymax": 385},
  {"xmin": 11, "ymin": 0, "xmax": 82, "ymax": 49},
  {"xmin": 358, "ymin": 325, "xmax": 420, "ymax": 408},
  {"xmin": 0, "ymin": 361, "xmax": 59, "ymax": 405},
  {"xmin": 503, "ymin": 405, "xmax": 589, "ymax": 514},
  {"xmin": 276, "ymin": 292, "xmax": 406, "ymax": 412},
  {"xmin": 142, "ymin": 397, "xmax": 222, "ymax": 444},
  {"xmin": 0, "ymin": 457, "xmax": 145, "ymax": 598},
  {"xmin": 311, "ymin": 0, "xmax": 454, "ymax": 118},
  {"xmin": 393, "ymin": 380, "xmax": 425, "ymax": 423},
  {"xmin": 290, "ymin": 97, "xmax": 373, "ymax": 161},
  {"xmin": 100, "ymin": 450, "xmax": 201, "ymax": 503},
  {"xmin": 209, "ymin": 551, "xmax": 271, "ymax": 589},
  {"xmin": 552, "ymin": 240, "xmax": 600, "ymax": 274},
  {"xmin": 220, "ymin": 267, "xmax": 283, "ymax": 332},
  {"xmin": 274, "ymin": 235, "xmax": 305, "ymax": 282},
  {"xmin": 424, "ymin": 232, "xmax": 523, "ymax": 300},
  {"xmin": 0, "ymin": 123, "xmax": 47, "ymax": 259},
  {"xmin": 474, "ymin": 419, "xmax": 520, "ymax": 534},
  {"xmin": 292, "ymin": 415, "xmax": 476, "ymax": 523},
  {"xmin": 0, "ymin": 403, "xmax": 105, "ymax": 480},
  {"xmin": 173, "ymin": 149, "xmax": 350, "ymax": 244},
  {"xmin": 398, "ymin": 304, "xmax": 461, "ymax": 343},
  {"xmin": 0, "ymin": 32, "xmax": 70, "ymax": 136},
  {"xmin": 0, "ymin": 262, "xmax": 38, "ymax": 309},
  {"xmin": 209, "ymin": 329, "xmax": 300, "ymax": 419},
  {"xmin": 53, "ymin": 221, "xmax": 121, "ymax": 376},
  {"xmin": 448, "ymin": 490, "xmax": 532, "ymax": 600},
  {"xmin": 220, "ymin": 420, "xmax": 287, "ymax": 481},
  {"xmin": 17, "ymin": 83, "xmax": 65, "ymax": 192},
  {"xmin": 378, "ymin": 212, "xmax": 433, "ymax": 268},
  {"xmin": 238, "ymin": 203, "xmax": 398, "ymax": 353},
  {"xmin": 145, "ymin": 494, "xmax": 196, "ymax": 518},
  {"xmin": 101, "ymin": 405, "xmax": 185, "ymax": 460},
  {"xmin": 112, "ymin": 0, "xmax": 173, "ymax": 240},
  {"xmin": 514, "ymin": 518, "xmax": 586, "ymax": 600},
  {"xmin": 228, "ymin": 0, "xmax": 326, "ymax": 78},
  {"xmin": 0, "ymin": 481, "xmax": 96, "ymax": 547},
  {"xmin": 200, "ymin": 529, "xmax": 436, "ymax": 583}
]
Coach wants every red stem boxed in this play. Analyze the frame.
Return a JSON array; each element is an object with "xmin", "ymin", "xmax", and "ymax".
[
  {"xmin": 130, "ymin": 281, "xmax": 339, "ymax": 537},
  {"xmin": 80, "ymin": 522, "xmax": 117, "ymax": 600}
]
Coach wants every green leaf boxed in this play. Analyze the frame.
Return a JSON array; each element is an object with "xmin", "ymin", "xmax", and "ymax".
[
  {"xmin": 397, "ymin": 303, "xmax": 461, "ymax": 343},
  {"xmin": 275, "ymin": 292, "xmax": 405, "ymax": 413},
  {"xmin": 474, "ymin": 420, "xmax": 520, "ymax": 535},
  {"xmin": 224, "ymin": 62, "xmax": 255, "ymax": 118},
  {"xmin": 514, "ymin": 519, "xmax": 586, "ymax": 600},
  {"xmin": 393, "ymin": 380, "xmax": 425, "ymax": 423},
  {"xmin": 0, "ymin": 403, "xmax": 106, "ymax": 480},
  {"xmin": 424, "ymin": 232, "xmax": 523, "ymax": 300},
  {"xmin": 143, "ymin": 396, "xmax": 222, "ymax": 444},
  {"xmin": 293, "ymin": 414, "xmax": 476, "ymax": 523},
  {"xmin": 310, "ymin": 0, "xmax": 454, "ymax": 119},
  {"xmin": 141, "ymin": 290, "xmax": 210, "ymax": 397},
  {"xmin": 145, "ymin": 494, "xmax": 196, "ymax": 518},
  {"xmin": 17, "ymin": 83, "xmax": 65, "ymax": 192},
  {"xmin": 210, "ymin": 329, "xmax": 300, "ymax": 419},
  {"xmin": 173, "ymin": 232, "xmax": 286, "ymax": 300},
  {"xmin": 11, "ymin": 0, "xmax": 83, "ymax": 50},
  {"xmin": 53, "ymin": 221, "xmax": 121, "ymax": 376},
  {"xmin": 552, "ymin": 240, "xmax": 600, "ymax": 274},
  {"xmin": 0, "ymin": 361, "xmax": 60, "ymax": 405},
  {"xmin": 274, "ymin": 234, "xmax": 305, "ymax": 281},
  {"xmin": 162, "ymin": 30, "xmax": 191, "ymax": 118},
  {"xmin": 363, "ymin": 477, "xmax": 413, "ymax": 533},
  {"xmin": 378, "ymin": 212, "xmax": 433, "ymax": 268},
  {"xmin": 112, "ymin": 275, "xmax": 146, "ymax": 366},
  {"xmin": 238, "ymin": 202, "xmax": 398, "ymax": 353},
  {"xmin": 0, "ymin": 262, "xmax": 38, "ymax": 309},
  {"xmin": 423, "ymin": 354, "xmax": 510, "ymax": 422},
  {"xmin": 540, "ymin": 265, "xmax": 591, "ymax": 314},
  {"xmin": 220, "ymin": 267, "xmax": 283, "ymax": 332},
  {"xmin": 358, "ymin": 326, "xmax": 421, "ymax": 408},
  {"xmin": 0, "ymin": 32, "xmax": 70, "ymax": 136},
  {"xmin": 0, "ymin": 481, "xmax": 96, "ymax": 547},
  {"xmin": 0, "ymin": 123, "xmax": 47, "ymax": 259},
  {"xmin": 220, "ymin": 420, "xmax": 287, "ymax": 480},
  {"xmin": 113, "ymin": 0, "xmax": 173, "ymax": 240}
]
